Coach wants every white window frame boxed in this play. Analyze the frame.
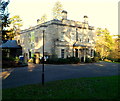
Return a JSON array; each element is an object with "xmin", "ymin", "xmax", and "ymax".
[{"xmin": 61, "ymin": 32, "xmax": 65, "ymax": 41}]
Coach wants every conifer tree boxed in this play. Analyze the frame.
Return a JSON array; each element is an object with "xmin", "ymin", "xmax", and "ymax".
[{"xmin": 52, "ymin": 1, "xmax": 63, "ymax": 20}]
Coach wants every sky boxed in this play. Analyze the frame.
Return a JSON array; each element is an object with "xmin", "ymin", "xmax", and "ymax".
[{"xmin": 8, "ymin": 0, "xmax": 119, "ymax": 35}]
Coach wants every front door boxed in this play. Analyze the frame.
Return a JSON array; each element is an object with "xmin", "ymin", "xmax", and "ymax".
[{"xmin": 75, "ymin": 49, "xmax": 78, "ymax": 58}]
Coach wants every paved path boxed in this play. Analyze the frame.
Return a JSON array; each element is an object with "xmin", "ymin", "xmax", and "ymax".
[{"xmin": 2, "ymin": 62, "xmax": 119, "ymax": 88}]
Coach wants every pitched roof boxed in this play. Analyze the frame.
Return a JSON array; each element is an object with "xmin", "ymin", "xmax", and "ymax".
[{"xmin": 0, "ymin": 40, "xmax": 22, "ymax": 49}]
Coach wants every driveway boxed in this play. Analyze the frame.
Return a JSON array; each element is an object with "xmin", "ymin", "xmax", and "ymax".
[{"xmin": 2, "ymin": 61, "xmax": 119, "ymax": 88}]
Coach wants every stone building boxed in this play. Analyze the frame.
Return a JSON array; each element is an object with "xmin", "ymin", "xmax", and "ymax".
[{"xmin": 14, "ymin": 10, "xmax": 96, "ymax": 63}]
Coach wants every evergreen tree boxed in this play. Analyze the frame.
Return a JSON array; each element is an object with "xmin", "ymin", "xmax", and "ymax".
[
  {"xmin": 37, "ymin": 14, "xmax": 47, "ymax": 24},
  {"xmin": 52, "ymin": 1, "xmax": 63, "ymax": 20},
  {"xmin": 0, "ymin": 0, "xmax": 10, "ymax": 40}
]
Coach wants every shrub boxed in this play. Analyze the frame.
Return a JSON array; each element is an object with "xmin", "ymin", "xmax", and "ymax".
[
  {"xmin": 57, "ymin": 58, "xmax": 66, "ymax": 64},
  {"xmin": 45, "ymin": 58, "xmax": 58, "ymax": 64},
  {"xmin": 2, "ymin": 56, "xmax": 15, "ymax": 61},
  {"xmin": 107, "ymin": 58, "xmax": 120, "ymax": 62},
  {"xmin": 85, "ymin": 57, "xmax": 92, "ymax": 63},
  {"xmin": 104, "ymin": 59, "xmax": 112, "ymax": 62},
  {"xmin": 67, "ymin": 57, "xmax": 80, "ymax": 64},
  {"xmin": 2, "ymin": 56, "xmax": 28, "ymax": 68},
  {"xmin": 91, "ymin": 57, "xmax": 100, "ymax": 62},
  {"xmin": 45, "ymin": 57, "xmax": 80, "ymax": 64},
  {"xmin": 15, "ymin": 56, "xmax": 19, "ymax": 63}
]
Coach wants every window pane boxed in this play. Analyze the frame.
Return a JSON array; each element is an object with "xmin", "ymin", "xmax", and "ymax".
[
  {"xmin": 61, "ymin": 49, "xmax": 64, "ymax": 58},
  {"xmin": 35, "ymin": 37, "xmax": 38, "ymax": 43}
]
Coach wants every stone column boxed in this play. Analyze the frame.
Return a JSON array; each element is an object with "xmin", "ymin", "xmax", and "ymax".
[
  {"xmin": 79, "ymin": 49, "xmax": 81, "ymax": 62},
  {"xmin": 83, "ymin": 48, "xmax": 86, "ymax": 62},
  {"xmin": 73, "ymin": 48, "xmax": 75, "ymax": 57},
  {"xmin": 89, "ymin": 48, "xmax": 91, "ymax": 57},
  {"xmin": 78, "ymin": 49, "xmax": 80, "ymax": 58},
  {"xmin": 92, "ymin": 49, "xmax": 94, "ymax": 57}
]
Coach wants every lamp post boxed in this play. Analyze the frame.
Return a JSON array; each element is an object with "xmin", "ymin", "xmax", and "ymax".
[
  {"xmin": 40, "ymin": 25, "xmax": 47, "ymax": 86},
  {"xmin": 42, "ymin": 30, "xmax": 45, "ymax": 85}
]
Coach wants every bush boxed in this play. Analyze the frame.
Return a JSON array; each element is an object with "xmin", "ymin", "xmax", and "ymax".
[
  {"xmin": 104, "ymin": 59, "xmax": 112, "ymax": 62},
  {"xmin": 57, "ymin": 58, "xmax": 68, "ymax": 64},
  {"xmin": 45, "ymin": 57, "xmax": 80, "ymax": 64},
  {"xmin": 85, "ymin": 57, "xmax": 92, "ymax": 63},
  {"xmin": 91, "ymin": 57, "xmax": 100, "ymax": 62},
  {"xmin": 2, "ymin": 56, "xmax": 15, "ymax": 61},
  {"xmin": 2, "ymin": 56, "xmax": 28, "ymax": 68},
  {"xmin": 106, "ymin": 58, "xmax": 120, "ymax": 62},
  {"xmin": 84, "ymin": 56, "xmax": 100, "ymax": 63},
  {"xmin": 67, "ymin": 57, "xmax": 80, "ymax": 64},
  {"xmin": 45, "ymin": 58, "xmax": 58, "ymax": 64}
]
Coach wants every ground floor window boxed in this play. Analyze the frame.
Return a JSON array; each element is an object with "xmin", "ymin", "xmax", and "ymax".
[
  {"xmin": 91, "ymin": 49, "xmax": 93, "ymax": 57},
  {"xmin": 29, "ymin": 51, "xmax": 31, "ymax": 58},
  {"xmin": 61, "ymin": 49, "xmax": 65, "ymax": 58},
  {"xmin": 75, "ymin": 49, "xmax": 78, "ymax": 57}
]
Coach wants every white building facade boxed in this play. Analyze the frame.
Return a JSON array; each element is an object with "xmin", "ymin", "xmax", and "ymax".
[{"xmin": 14, "ymin": 10, "xmax": 96, "ymax": 62}]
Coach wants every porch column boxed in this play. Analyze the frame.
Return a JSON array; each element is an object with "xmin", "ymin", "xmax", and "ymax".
[
  {"xmin": 92, "ymin": 49, "xmax": 94, "ymax": 57},
  {"xmin": 78, "ymin": 49, "xmax": 80, "ymax": 58},
  {"xmin": 79, "ymin": 49, "xmax": 81, "ymax": 62},
  {"xmin": 73, "ymin": 48, "xmax": 75, "ymax": 57},
  {"xmin": 83, "ymin": 48, "xmax": 86, "ymax": 62}
]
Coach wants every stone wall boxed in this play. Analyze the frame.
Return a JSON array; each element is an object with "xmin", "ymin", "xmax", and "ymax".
[{"xmin": 14, "ymin": 18, "xmax": 96, "ymax": 60}]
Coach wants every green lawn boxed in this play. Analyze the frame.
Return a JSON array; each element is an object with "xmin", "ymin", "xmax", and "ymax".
[
  {"xmin": 106, "ymin": 61, "xmax": 120, "ymax": 64},
  {"xmin": 2, "ymin": 75, "xmax": 119, "ymax": 100}
]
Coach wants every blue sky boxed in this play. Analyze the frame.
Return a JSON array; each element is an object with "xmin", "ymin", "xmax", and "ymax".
[{"xmin": 8, "ymin": 0, "xmax": 118, "ymax": 35}]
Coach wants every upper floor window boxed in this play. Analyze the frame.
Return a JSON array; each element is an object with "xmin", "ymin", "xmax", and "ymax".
[
  {"xmin": 71, "ymin": 33, "xmax": 75, "ymax": 41},
  {"xmin": 61, "ymin": 32, "xmax": 65, "ymax": 41},
  {"xmin": 35, "ymin": 37, "xmax": 38, "ymax": 43},
  {"xmin": 80, "ymin": 38, "xmax": 82, "ymax": 42},
  {"xmin": 88, "ymin": 38, "xmax": 89, "ymax": 43},
  {"xmin": 76, "ymin": 28, "xmax": 78, "ymax": 41}
]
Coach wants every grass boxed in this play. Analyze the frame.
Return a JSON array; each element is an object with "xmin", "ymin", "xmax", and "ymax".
[
  {"xmin": 2, "ymin": 75, "xmax": 119, "ymax": 100},
  {"xmin": 103, "ymin": 61, "xmax": 120, "ymax": 64}
]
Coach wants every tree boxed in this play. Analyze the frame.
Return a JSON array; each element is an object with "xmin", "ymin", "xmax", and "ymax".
[
  {"xmin": 9, "ymin": 15, "xmax": 23, "ymax": 39},
  {"xmin": 52, "ymin": 1, "xmax": 63, "ymax": 20},
  {"xmin": 108, "ymin": 36, "xmax": 120, "ymax": 61},
  {"xmin": 95, "ymin": 28, "xmax": 114, "ymax": 59},
  {"xmin": 37, "ymin": 14, "xmax": 47, "ymax": 24},
  {"xmin": 0, "ymin": 0, "xmax": 10, "ymax": 40}
]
